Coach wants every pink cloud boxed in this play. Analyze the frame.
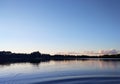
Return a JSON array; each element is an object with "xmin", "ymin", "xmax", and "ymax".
[
  {"xmin": 99, "ymin": 49, "xmax": 119, "ymax": 55},
  {"xmin": 56, "ymin": 52, "xmax": 81, "ymax": 55},
  {"xmin": 56, "ymin": 49, "xmax": 120, "ymax": 56}
]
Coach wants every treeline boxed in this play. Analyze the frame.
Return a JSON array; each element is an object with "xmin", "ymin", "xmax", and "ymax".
[{"xmin": 0, "ymin": 51, "xmax": 120, "ymax": 65}]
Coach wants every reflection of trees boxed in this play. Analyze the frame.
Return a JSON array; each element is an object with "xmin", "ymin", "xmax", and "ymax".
[{"xmin": 0, "ymin": 58, "xmax": 120, "ymax": 69}]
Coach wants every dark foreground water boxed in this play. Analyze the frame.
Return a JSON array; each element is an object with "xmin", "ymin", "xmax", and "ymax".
[{"xmin": 0, "ymin": 59, "xmax": 120, "ymax": 84}]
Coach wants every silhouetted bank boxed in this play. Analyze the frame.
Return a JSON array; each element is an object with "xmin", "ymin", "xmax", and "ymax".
[{"xmin": 0, "ymin": 51, "xmax": 120, "ymax": 65}]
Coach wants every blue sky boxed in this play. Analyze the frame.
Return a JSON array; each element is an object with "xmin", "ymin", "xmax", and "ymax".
[{"xmin": 0, "ymin": 0, "xmax": 120, "ymax": 54}]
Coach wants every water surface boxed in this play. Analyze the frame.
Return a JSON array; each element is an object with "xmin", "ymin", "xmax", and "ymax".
[{"xmin": 0, "ymin": 59, "xmax": 120, "ymax": 84}]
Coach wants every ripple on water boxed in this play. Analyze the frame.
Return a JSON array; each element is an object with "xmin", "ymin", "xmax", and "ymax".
[{"xmin": 33, "ymin": 75, "xmax": 120, "ymax": 84}]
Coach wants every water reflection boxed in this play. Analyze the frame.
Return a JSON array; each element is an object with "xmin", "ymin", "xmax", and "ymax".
[
  {"xmin": 98, "ymin": 59, "xmax": 120, "ymax": 69},
  {"xmin": 0, "ymin": 59, "xmax": 120, "ymax": 84},
  {"xmin": 0, "ymin": 59, "xmax": 120, "ymax": 69}
]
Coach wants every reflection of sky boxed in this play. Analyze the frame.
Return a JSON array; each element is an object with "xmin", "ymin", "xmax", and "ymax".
[
  {"xmin": 0, "ymin": 60, "xmax": 120, "ymax": 78},
  {"xmin": 0, "ymin": 0, "xmax": 120, "ymax": 54},
  {"xmin": 98, "ymin": 59, "xmax": 120, "ymax": 69},
  {"xmin": 0, "ymin": 60, "xmax": 120, "ymax": 84}
]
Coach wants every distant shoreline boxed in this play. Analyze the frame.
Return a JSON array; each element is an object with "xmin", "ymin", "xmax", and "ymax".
[{"xmin": 0, "ymin": 51, "xmax": 120, "ymax": 65}]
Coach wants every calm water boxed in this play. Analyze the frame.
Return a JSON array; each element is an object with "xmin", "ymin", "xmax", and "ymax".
[{"xmin": 0, "ymin": 59, "xmax": 120, "ymax": 84}]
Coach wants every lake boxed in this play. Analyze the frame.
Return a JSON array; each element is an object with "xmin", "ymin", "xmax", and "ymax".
[{"xmin": 0, "ymin": 59, "xmax": 120, "ymax": 84}]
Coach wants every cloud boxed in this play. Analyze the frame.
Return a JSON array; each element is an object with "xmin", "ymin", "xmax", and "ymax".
[
  {"xmin": 56, "ymin": 52, "xmax": 81, "ymax": 55},
  {"xmin": 99, "ymin": 49, "xmax": 120, "ymax": 55},
  {"xmin": 56, "ymin": 49, "xmax": 120, "ymax": 56},
  {"xmin": 82, "ymin": 49, "xmax": 120, "ymax": 55}
]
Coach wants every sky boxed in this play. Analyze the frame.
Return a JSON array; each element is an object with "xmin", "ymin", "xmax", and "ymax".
[{"xmin": 0, "ymin": 0, "xmax": 120, "ymax": 55}]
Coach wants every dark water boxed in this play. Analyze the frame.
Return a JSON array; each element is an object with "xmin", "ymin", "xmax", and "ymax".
[{"xmin": 0, "ymin": 59, "xmax": 120, "ymax": 84}]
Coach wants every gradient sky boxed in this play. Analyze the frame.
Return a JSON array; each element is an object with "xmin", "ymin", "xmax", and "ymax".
[{"xmin": 0, "ymin": 0, "xmax": 120, "ymax": 54}]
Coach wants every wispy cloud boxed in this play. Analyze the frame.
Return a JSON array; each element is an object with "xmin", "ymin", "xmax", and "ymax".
[
  {"xmin": 56, "ymin": 52, "xmax": 81, "ymax": 55},
  {"xmin": 56, "ymin": 49, "xmax": 120, "ymax": 56},
  {"xmin": 98, "ymin": 49, "xmax": 120, "ymax": 55}
]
